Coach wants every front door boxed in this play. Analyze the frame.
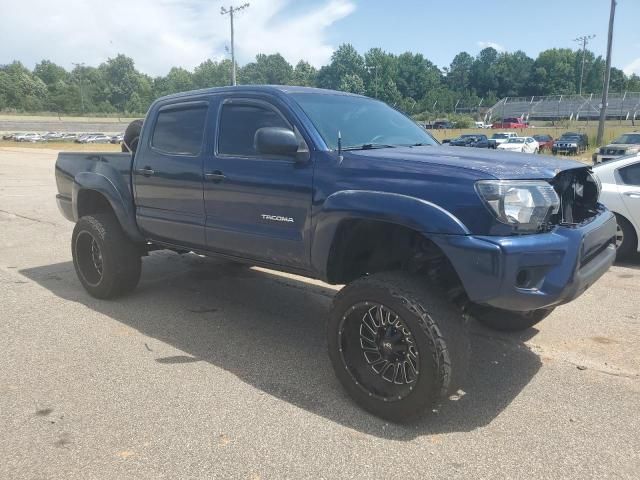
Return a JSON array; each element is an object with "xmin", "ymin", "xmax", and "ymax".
[
  {"xmin": 203, "ymin": 96, "xmax": 314, "ymax": 270},
  {"xmin": 133, "ymin": 100, "xmax": 210, "ymax": 247}
]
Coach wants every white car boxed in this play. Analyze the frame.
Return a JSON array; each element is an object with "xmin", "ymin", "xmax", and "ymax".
[
  {"xmin": 497, "ymin": 137, "xmax": 540, "ymax": 154},
  {"xmin": 14, "ymin": 132, "xmax": 43, "ymax": 142},
  {"xmin": 593, "ymin": 153, "xmax": 640, "ymax": 259}
]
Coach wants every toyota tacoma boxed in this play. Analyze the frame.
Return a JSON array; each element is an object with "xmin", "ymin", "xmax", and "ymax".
[{"xmin": 55, "ymin": 86, "xmax": 617, "ymax": 422}]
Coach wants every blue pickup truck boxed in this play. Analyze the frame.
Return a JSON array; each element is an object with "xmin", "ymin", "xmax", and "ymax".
[{"xmin": 55, "ymin": 86, "xmax": 616, "ymax": 421}]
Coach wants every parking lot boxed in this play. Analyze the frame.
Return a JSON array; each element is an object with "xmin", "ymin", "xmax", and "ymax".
[{"xmin": 1, "ymin": 147, "xmax": 639, "ymax": 479}]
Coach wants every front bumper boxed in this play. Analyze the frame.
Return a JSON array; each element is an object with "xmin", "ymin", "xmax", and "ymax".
[
  {"xmin": 552, "ymin": 146, "xmax": 578, "ymax": 154},
  {"xmin": 432, "ymin": 208, "xmax": 617, "ymax": 312},
  {"xmin": 594, "ymin": 154, "xmax": 625, "ymax": 164}
]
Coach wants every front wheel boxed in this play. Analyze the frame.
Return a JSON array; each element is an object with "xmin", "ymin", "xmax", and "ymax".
[
  {"xmin": 328, "ymin": 272, "xmax": 470, "ymax": 422},
  {"xmin": 72, "ymin": 214, "xmax": 142, "ymax": 299}
]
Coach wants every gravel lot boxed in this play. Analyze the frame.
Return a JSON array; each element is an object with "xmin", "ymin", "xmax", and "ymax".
[{"xmin": 1, "ymin": 147, "xmax": 639, "ymax": 479}]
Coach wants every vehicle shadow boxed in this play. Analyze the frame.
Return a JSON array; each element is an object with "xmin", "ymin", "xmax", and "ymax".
[
  {"xmin": 20, "ymin": 252, "xmax": 542, "ymax": 440},
  {"xmin": 616, "ymin": 252, "xmax": 640, "ymax": 270}
]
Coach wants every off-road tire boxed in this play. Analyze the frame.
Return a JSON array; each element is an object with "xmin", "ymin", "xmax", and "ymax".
[
  {"xmin": 614, "ymin": 214, "xmax": 638, "ymax": 261},
  {"xmin": 72, "ymin": 214, "xmax": 142, "ymax": 299},
  {"xmin": 122, "ymin": 119, "xmax": 143, "ymax": 154},
  {"xmin": 328, "ymin": 272, "xmax": 470, "ymax": 422},
  {"xmin": 470, "ymin": 305, "xmax": 554, "ymax": 332}
]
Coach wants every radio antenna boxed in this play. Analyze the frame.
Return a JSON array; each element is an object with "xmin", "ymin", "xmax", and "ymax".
[{"xmin": 337, "ymin": 130, "xmax": 343, "ymax": 163}]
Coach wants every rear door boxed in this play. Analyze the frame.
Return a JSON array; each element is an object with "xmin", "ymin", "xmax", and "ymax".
[
  {"xmin": 203, "ymin": 95, "xmax": 314, "ymax": 270},
  {"xmin": 617, "ymin": 161, "xmax": 640, "ymax": 229},
  {"xmin": 133, "ymin": 100, "xmax": 210, "ymax": 247}
]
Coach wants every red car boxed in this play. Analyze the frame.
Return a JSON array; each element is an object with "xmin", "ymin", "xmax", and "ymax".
[
  {"xmin": 492, "ymin": 117, "xmax": 527, "ymax": 129},
  {"xmin": 533, "ymin": 134, "xmax": 554, "ymax": 152}
]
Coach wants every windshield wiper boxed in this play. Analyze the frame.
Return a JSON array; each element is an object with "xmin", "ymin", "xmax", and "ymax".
[{"xmin": 342, "ymin": 143, "xmax": 397, "ymax": 151}]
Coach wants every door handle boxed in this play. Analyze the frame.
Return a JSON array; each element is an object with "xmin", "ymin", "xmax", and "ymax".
[
  {"xmin": 135, "ymin": 167, "xmax": 155, "ymax": 177},
  {"xmin": 205, "ymin": 171, "xmax": 226, "ymax": 182},
  {"xmin": 623, "ymin": 192, "xmax": 640, "ymax": 199}
]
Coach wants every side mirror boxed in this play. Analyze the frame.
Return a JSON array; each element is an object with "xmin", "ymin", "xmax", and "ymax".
[{"xmin": 254, "ymin": 127, "xmax": 299, "ymax": 157}]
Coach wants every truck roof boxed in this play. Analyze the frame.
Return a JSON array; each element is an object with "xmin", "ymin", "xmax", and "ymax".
[{"xmin": 157, "ymin": 85, "xmax": 362, "ymax": 102}]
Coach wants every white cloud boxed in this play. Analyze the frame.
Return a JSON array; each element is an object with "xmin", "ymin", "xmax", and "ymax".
[
  {"xmin": 623, "ymin": 58, "xmax": 640, "ymax": 76},
  {"xmin": 476, "ymin": 41, "xmax": 505, "ymax": 52},
  {"xmin": 0, "ymin": 0, "xmax": 355, "ymax": 76}
]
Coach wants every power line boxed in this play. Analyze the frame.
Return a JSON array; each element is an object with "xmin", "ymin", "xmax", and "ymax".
[
  {"xmin": 597, "ymin": 0, "xmax": 616, "ymax": 146},
  {"xmin": 220, "ymin": 3, "xmax": 250, "ymax": 86},
  {"xmin": 573, "ymin": 34, "xmax": 596, "ymax": 96}
]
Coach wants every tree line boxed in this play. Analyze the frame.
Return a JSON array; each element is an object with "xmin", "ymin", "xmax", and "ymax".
[{"xmin": 1, "ymin": 44, "xmax": 639, "ymax": 116}]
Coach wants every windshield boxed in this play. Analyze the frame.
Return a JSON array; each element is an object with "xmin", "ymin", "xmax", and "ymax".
[
  {"xmin": 507, "ymin": 138, "xmax": 525, "ymax": 144},
  {"xmin": 560, "ymin": 136, "xmax": 579, "ymax": 142},
  {"xmin": 612, "ymin": 134, "xmax": 640, "ymax": 144},
  {"xmin": 534, "ymin": 135, "xmax": 550, "ymax": 141},
  {"xmin": 492, "ymin": 133, "xmax": 509, "ymax": 139},
  {"xmin": 290, "ymin": 93, "xmax": 437, "ymax": 149}
]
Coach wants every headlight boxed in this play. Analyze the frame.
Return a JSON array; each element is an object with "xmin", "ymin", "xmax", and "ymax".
[{"xmin": 475, "ymin": 180, "xmax": 560, "ymax": 232}]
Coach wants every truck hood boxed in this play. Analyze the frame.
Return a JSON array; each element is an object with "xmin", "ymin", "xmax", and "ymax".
[{"xmin": 345, "ymin": 145, "xmax": 586, "ymax": 180}]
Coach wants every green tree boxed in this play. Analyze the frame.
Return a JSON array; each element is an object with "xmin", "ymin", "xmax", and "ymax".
[
  {"xmin": 316, "ymin": 44, "xmax": 365, "ymax": 90},
  {"xmin": 291, "ymin": 60, "xmax": 317, "ymax": 86},
  {"xmin": 192, "ymin": 59, "xmax": 232, "ymax": 88},
  {"xmin": 239, "ymin": 54, "xmax": 293, "ymax": 85},
  {"xmin": 447, "ymin": 52, "xmax": 474, "ymax": 93},
  {"xmin": 338, "ymin": 73, "xmax": 365, "ymax": 95}
]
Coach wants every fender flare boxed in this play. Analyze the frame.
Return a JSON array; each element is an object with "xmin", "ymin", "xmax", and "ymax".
[
  {"xmin": 311, "ymin": 190, "xmax": 470, "ymax": 280},
  {"xmin": 72, "ymin": 169, "xmax": 144, "ymax": 243}
]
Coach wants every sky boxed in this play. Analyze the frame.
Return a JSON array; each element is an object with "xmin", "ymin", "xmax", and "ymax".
[{"xmin": 1, "ymin": 0, "xmax": 639, "ymax": 77}]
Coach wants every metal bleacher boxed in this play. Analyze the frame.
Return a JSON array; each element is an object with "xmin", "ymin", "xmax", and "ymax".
[{"xmin": 486, "ymin": 92, "xmax": 640, "ymax": 122}]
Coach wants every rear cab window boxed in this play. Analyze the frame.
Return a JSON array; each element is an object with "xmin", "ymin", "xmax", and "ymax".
[{"xmin": 151, "ymin": 103, "xmax": 208, "ymax": 155}]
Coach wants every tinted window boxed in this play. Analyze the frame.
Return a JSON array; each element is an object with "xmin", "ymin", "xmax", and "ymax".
[
  {"xmin": 152, "ymin": 104, "xmax": 208, "ymax": 155},
  {"xmin": 619, "ymin": 163, "xmax": 640, "ymax": 186},
  {"xmin": 218, "ymin": 103, "xmax": 290, "ymax": 156}
]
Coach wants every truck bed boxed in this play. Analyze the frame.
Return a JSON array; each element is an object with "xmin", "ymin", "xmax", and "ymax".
[{"xmin": 55, "ymin": 152, "xmax": 134, "ymax": 223}]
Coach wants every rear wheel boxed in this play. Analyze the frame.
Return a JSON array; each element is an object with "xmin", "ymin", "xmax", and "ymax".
[
  {"xmin": 328, "ymin": 272, "xmax": 470, "ymax": 422},
  {"xmin": 72, "ymin": 214, "xmax": 142, "ymax": 299},
  {"xmin": 470, "ymin": 305, "xmax": 554, "ymax": 332},
  {"xmin": 615, "ymin": 214, "xmax": 638, "ymax": 260}
]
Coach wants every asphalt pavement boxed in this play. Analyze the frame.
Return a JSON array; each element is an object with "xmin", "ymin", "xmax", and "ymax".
[{"xmin": 0, "ymin": 147, "xmax": 639, "ymax": 479}]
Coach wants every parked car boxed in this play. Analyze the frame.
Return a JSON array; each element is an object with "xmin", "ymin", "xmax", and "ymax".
[
  {"xmin": 533, "ymin": 134, "xmax": 554, "ymax": 153},
  {"xmin": 60, "ymin": 133, "xmax": 78, "ymax": 141},
  {"xmin": 492, "ymin": 117, "xmax": 527, "ymax": 129},
  {"xmin": 14, "ymin": 133, "xmax": 44, "ymax": 142},
  {"xmin": 474, "ymin": 121, "xmax": 492, "ymax": 129},
  {"xmin": 592, "ymin": 132, "xmax": 640, "ymax": 164},
  {"xmin": 75, "ymin": 133, "xmax": 105, "ymax": 143},
  {"xmin": 552, "ymin": 132, "xmax": 589, "ymax": 155},
  {"xmin": 84, "ymin": 135, "xmax": 112, "ymax": 144},
  {"xmin": 432, "ymin": 120, "xmax": 455, "ymax": 129},
  {"xmin": 593, "ymin": 153, "xmax": 640, "ymax": 259},
  {"xmin": 497, "ymin": 137, "xmax": 540, "ymax": 154},
  {"xmin": 2, "ymin": 132, "xmax": 21, "ymax": 140},
  {"xmin": 55, "ymin": 85, "xmax": 615, "ymax": 422},
  {"xmin": 110, "ymin": 134, "xmax": 124, "ymax": 144},
  {"xmin": 488, "ymin": 132, "xmax": 518, "ymax": 149},
  {"xmin": 449, "ymin": 134, "xmax": 489, "ymax": 148}
]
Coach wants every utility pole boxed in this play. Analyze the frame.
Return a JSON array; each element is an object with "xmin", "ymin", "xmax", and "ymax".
[
  {"xmin": 220, "ymin": 3, "xmax": 249, "ymax": 86},
  {"xmin": 366, "ymin": 65, "xmax": 379, "ymax": 98},
  {"xmin": 72, "ymin": 62, "xmax": 85, "ymax": 114},
  {"xmin": 573, "ymin": 34, "xmax": 595, "ymax": 95},
  {"xmin": 597, "ymin": 0, "xmax": 616, "ymax": 146}
]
